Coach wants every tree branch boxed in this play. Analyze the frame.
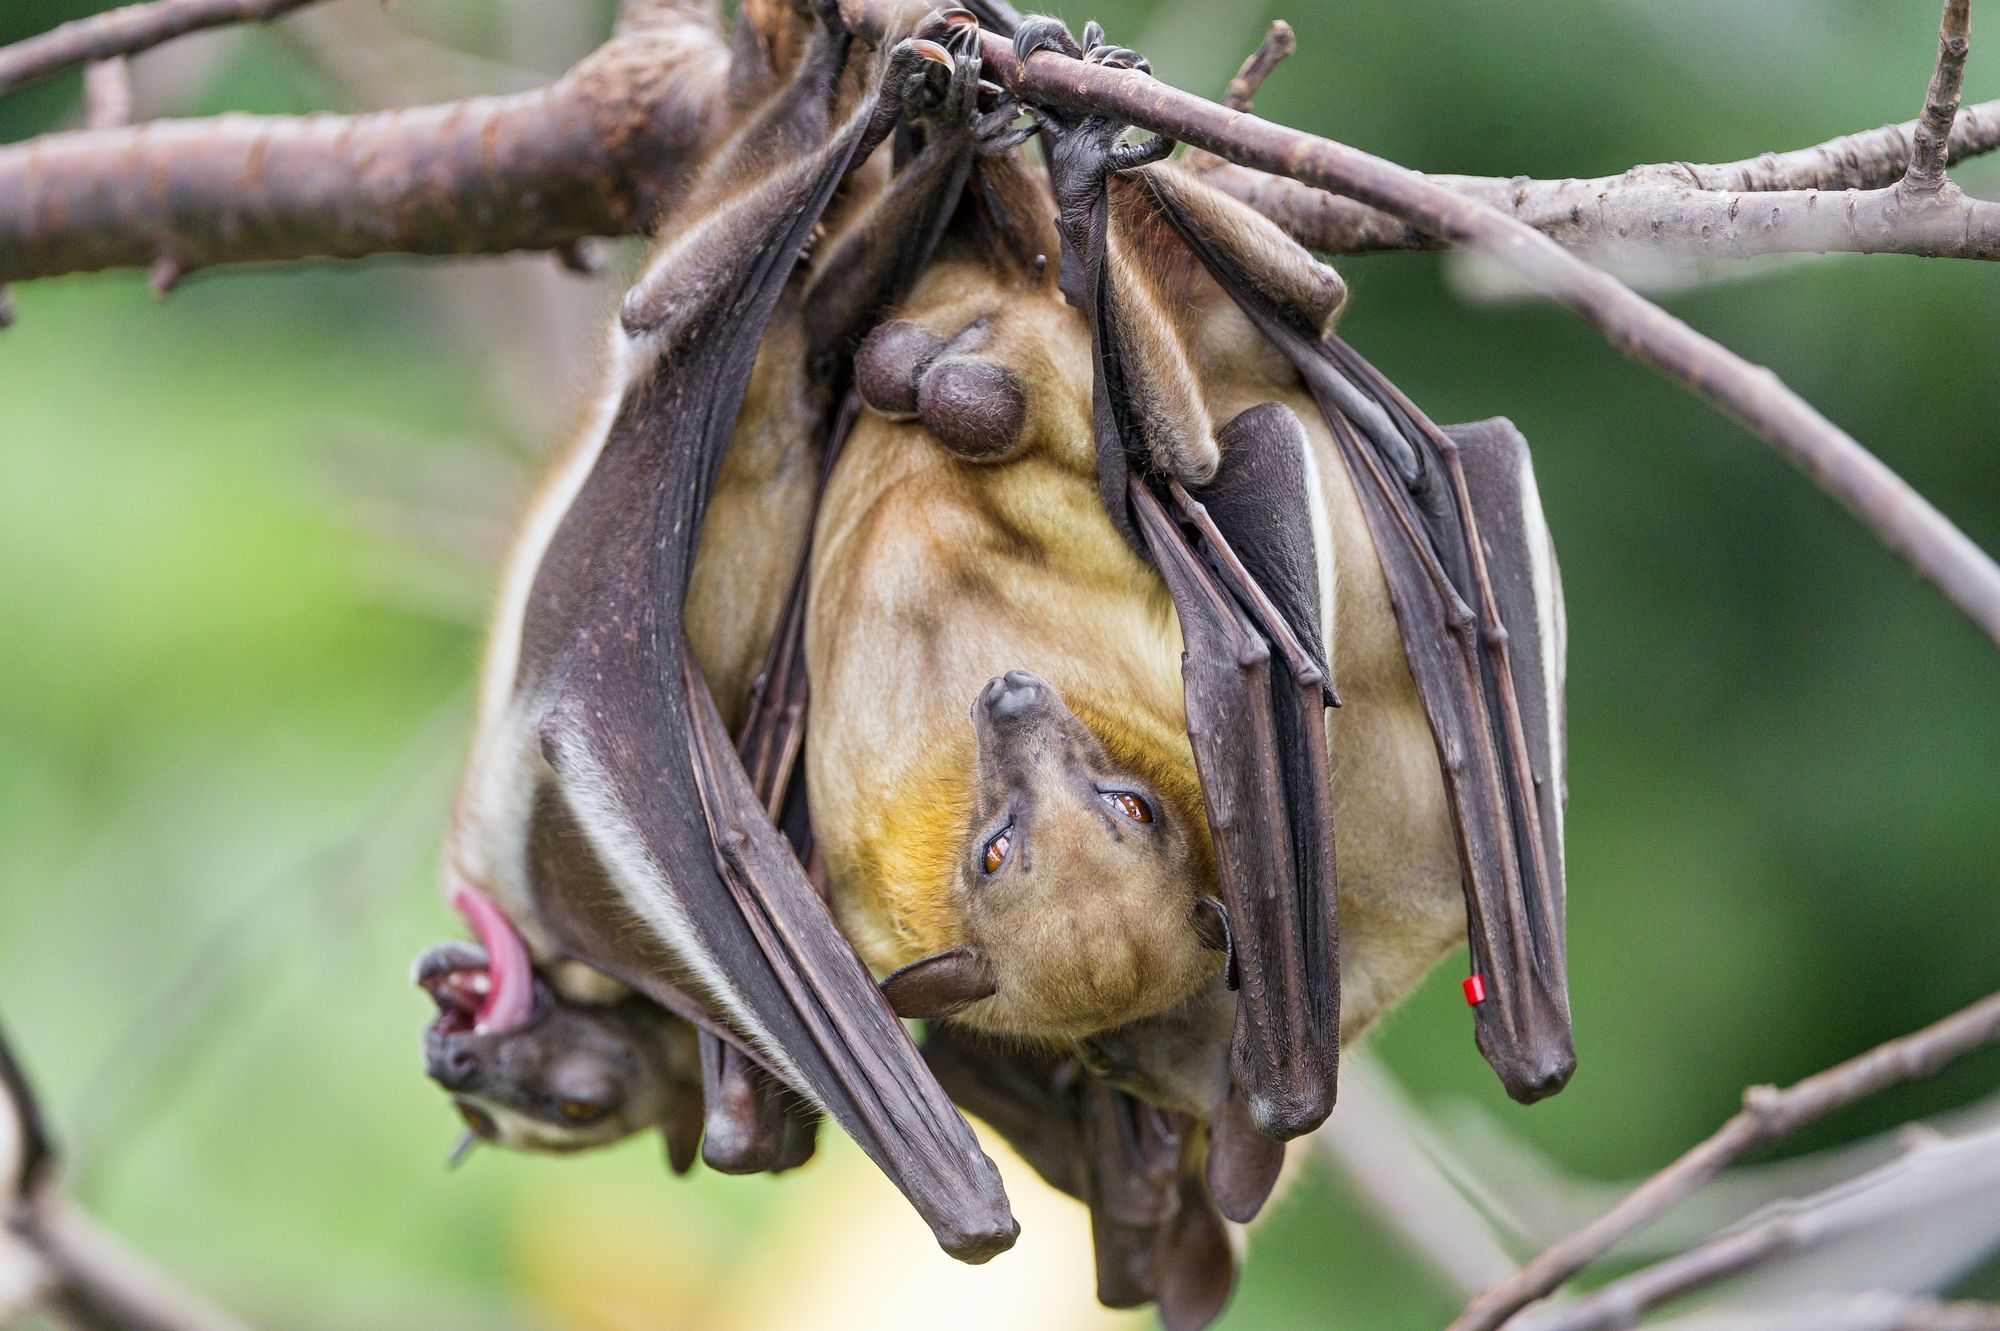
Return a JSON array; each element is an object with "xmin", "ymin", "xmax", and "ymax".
[
  {"xmin": 0, "ymin": 5, "xmax": 732, "ymax": 284},
  {"xmin": 4, "ymin": 0, "xmax": 1997, "ymax": 648},
  {"xmin": 1907, "ymin": 0, "xmax": 1974, "ymax": 192},
  {"xmin": 82, "ymin": 58, "xmax": 136, "ymax": 131},
  {"xmin": 869, "ymin": 4, "xmax": 2000, "ymax": 651},
  {"xmin": 1649, "ymin": 1293, "xmax": 2000, "ymax": 1331},
  {"xmin": 1198, "ymin": 97, "xmax": 2000, "ymax": 255},
  {"xmin": 1450, "ymin": 990, "xmax": 2000, "ymax": 1331},
  {"xmin": 0, "ymin": 0, "xmax": 326, "ymax": 97},
  {"xmin": 2, "ymin": 1015, "xmax": 253, "ymax": 1331},
  {"xmin": 1519, "ymin": 1120, "xmax": 2000, "ymax": 1331}
]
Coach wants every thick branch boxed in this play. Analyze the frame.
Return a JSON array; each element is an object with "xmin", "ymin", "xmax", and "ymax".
[
  {"xmin": 885, "ymin": 8, "xmax": 2000, "ymax": 649},
  {"xmin": 1201, "ymin": 97, "xmax": 2000, "ymax": 254},
  {"xmin": 0, "ymin": 8, "xmax": 731, "ymax": 283},
  {"xmin": 1451, "ymin": 990, "xmax": 2000, "ymax": 1331},
  {"xmin": 1907, "ymin": 0, "xmax": 1974, "ymax": 191},
  {"xmin": 0, "ymin": 0, "xmax": 325, "ymax": 97}
]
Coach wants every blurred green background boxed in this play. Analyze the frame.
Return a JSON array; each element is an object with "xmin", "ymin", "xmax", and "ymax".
[{"xmin": 1, "ymin": 1, "xmax": 1996, "ymax": 1327}]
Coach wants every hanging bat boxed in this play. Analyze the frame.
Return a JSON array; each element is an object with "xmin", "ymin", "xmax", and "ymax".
[
  {"xmin": 431, "ymin": 3, "xmax": 1033, "ymax": 1261},
  {"xmin": 1014, "ymin": 14, "xmax": 1575, "ymax": 1117}
]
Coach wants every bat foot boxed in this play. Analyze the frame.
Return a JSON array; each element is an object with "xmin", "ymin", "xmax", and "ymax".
[{"xmin": 1012, "ymin": 14, "xmax": 1083, "ymax": 64}]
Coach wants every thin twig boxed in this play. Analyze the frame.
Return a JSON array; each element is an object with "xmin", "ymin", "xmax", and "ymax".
[
  {"xmin": 1906, "ymin": 0, "xmax": 1974, "ymax": 191},
  {"xmin": 0, "ymin": 0, "xmax": 326, "ymax": 96},
  {"xmin": 1200, "ymin": 97, "xmax": 2000, "ymax": 254},
  {"xmin": 0, "ymin": 1010, "xmax": 56, "ymax": 1201},
  {"xmin": 1649, "ymin": 1292, "xmax": 2000, "ymax": 1331},
  {"xmin": 1519, "ymin": 1121, "xmax": 2000, "ymax": 1331},
  {"xmin": 894, "ymin": 6, "xmax": 2000, "ymax": 651},
  {"xmin": 1, "ymin": 1017, "xmax": 251, "ymax": 1331},
  {"xmin": 1223, "ymin": 19, "xmax": 1294, "ymax": 112},
  {"xmin": 1313, "ymin": 1059, "xmax": 1519, "ymax": 1300},
  {"xmin": 1450, "ymin": 990, "xmax": 2000, "ymax": 1331},
  {"xmin": 1184, "ymin": 19, "xmax": 1296, "ymax": 174},
  {"xmin": 82, "ymin": 58, "xmax": 134, "ymax": 130}
]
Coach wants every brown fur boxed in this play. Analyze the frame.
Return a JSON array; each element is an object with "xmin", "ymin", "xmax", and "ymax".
[{"xmin": 807, "ymin": 165, "xmax": 1464, "ymax": 1051}]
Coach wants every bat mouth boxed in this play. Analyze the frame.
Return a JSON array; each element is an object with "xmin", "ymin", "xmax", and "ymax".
[
  {"xmin": 412, "ymin": 884, "xmax": 539, "ymax": 1036},
  {"xmin": 415, "ymin": 940, "xmax": 492, "ymax": 1037}
]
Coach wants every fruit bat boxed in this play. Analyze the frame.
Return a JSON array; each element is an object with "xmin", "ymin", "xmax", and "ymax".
[
  {"xmin": 433, "ymin": 3, "xmax": 1035, "ymax": 1261},
  {"xmin": 1012, "ymin": 14, "xmax": 1575, "ymax": 1127}
]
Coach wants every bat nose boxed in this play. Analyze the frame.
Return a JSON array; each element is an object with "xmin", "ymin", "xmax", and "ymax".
[
  {"xmin": 979, "ymin": 670, "xmax": 1049, "ymax": 723},
  {"xmin": 426, "ymin": 1040, "xmax": 481, "ymax": 1091}
]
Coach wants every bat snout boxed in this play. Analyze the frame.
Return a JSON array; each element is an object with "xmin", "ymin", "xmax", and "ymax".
[
  {"xmin": 975, "ymin": 669, "xmax": 1054, "ymax": 725},
  {"xmin": 424, "ymin": 1033, "xmax": 482, "ymax": 1092}
]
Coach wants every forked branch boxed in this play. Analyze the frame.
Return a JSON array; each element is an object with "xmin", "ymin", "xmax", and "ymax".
[
  {"xmin": 1199, "ymin": 97, "xmax": 2000, "ymax": 255},
  {"xmin": 852, "ymin": 0, "xmax": 2000, "ymax": 653},
  {"xmin": 1908, "ymin": 0, "xmax": 1975, "ymax": 190},
  {"xmin": 1449, "ymin": 989, "xmax": 2000, "ymax": 1331}
]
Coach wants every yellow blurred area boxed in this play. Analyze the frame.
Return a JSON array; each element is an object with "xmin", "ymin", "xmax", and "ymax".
[{"xmin": 513, "ymin": 1130, "xmax": 1139, "ymax": 1331}]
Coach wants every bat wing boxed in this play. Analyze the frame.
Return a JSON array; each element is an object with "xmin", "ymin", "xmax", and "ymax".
[
  {"xmin": 515, "ymin": 91, "xmax": 1015, "ymax": 1259},
  {"xmin": 1145, "ymin": 174, "xmax": 1575, "ymax": 1103},
  {"xmin": 1037, "ymin": 99, "xmax": 1340, "ymax": 1138},
  {"xmin": 1129, "ymin": 458, "xmax": 1340, "ymax": 1142}
]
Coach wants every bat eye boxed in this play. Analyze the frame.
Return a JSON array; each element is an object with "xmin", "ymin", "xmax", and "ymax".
[
  {"xmin": 982, "ymin": 828, "xmax": 1013, "ymax": 875},
  {"xmin": 558, "ymin": 1098, "xmax": 605, "ymax": 1124},
  {"xmin": 1102, "ymin": 791, "xmax": 1153, "ymax": 824},
  {"xmin": 455, "ymin": 1101, "xmax": 498, "ymax": 1140}
]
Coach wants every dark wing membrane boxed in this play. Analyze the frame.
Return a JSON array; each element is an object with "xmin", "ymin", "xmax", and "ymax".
[
  {"xmin": 520, "ymin": 96, "xmax": 1015, "ymax": 1258},
  {"xmin": 1078, "ymin": 1077, "xmax": 1181, "ymax": 1310},
  {"xmin": 1145, "ymin": 178, "xmax": 1575, "ymax": 1102},
  {"xmin": 1043, "ymin": 120, "xmax": 1340, "ymax": 1139},
  {"xmin": 1131, "ymin": 476, "xmax": 1339, "ymax": 1143},
  {"xmin": 1313, "ymin": 361, "xmax": 1574, "ymax": 1103}
]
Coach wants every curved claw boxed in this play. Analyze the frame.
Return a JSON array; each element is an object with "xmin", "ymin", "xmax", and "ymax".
[
  {"xmin": 1108, "ymin": 134, "xmax": 1174, "ymax": 173},
  {"xmin": 1013, "ymin": 14, "xmax": 1082, "ymax": 63},
  {"xmin": 1086, "ymin": 45, "xmax": 1149, "ymax": 73},
  {"xmin": 907, "ymin": 38, "xmax": 955, "ymax": 69}
]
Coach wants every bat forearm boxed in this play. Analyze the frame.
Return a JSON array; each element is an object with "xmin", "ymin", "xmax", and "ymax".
[{"xmin": 803, "ymin": 144, "xmax": 971, "ymax": 362}]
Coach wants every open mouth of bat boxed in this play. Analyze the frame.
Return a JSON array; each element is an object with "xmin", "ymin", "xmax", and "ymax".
[{"xmin": 413, "ymin": 883, "xmax": 539, "ymax": 1036}]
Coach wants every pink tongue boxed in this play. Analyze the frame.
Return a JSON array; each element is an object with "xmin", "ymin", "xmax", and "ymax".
[{"xmin": 449, "ymin": 882, "xmax": 535, "ymax": 1034}]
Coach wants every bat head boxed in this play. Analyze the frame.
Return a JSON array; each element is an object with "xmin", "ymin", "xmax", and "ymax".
[
  {"xmin": 415, "ymin": 939, "xmax": 699, "ymax": 1158},
  {"xmin": 884, "ymin": 670, "xmax": 1220, "ymax": 1039}
]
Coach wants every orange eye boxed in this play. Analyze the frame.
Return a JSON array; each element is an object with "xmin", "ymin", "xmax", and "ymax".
[
  {"xmin": 1104, "ymin": 792, "xmax": 1153, "ymax": 823},
  {"xmin": 982, "ymin": 829, "xmax": 1012, "ymax": 874},
  {"xmin": 558, "ymin": 1099, "xmax": 604, "ymax": 1123}
]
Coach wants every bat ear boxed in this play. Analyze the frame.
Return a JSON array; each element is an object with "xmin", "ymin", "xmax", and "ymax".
[
  {"xmin": 1191, "ymin": 895, "xmax": 1238, "ymax": 990},
  {"xmin": 880, "ymin": 947, "xmax": 998, "ymax": 1019}
]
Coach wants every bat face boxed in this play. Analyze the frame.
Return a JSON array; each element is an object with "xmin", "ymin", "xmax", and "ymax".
[
  {"xmin": 945, "ymin": 670, "xmax": 1219, "ymax": 1039},
  {"xmin": 416, "ymin": 940, "xmax": 698, "ymax": 1155}
]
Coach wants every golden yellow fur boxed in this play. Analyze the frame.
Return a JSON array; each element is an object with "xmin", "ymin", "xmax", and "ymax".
[{"xmin": 807, "ymin": 163, "xmax": 1467, "ymax": 1049}]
